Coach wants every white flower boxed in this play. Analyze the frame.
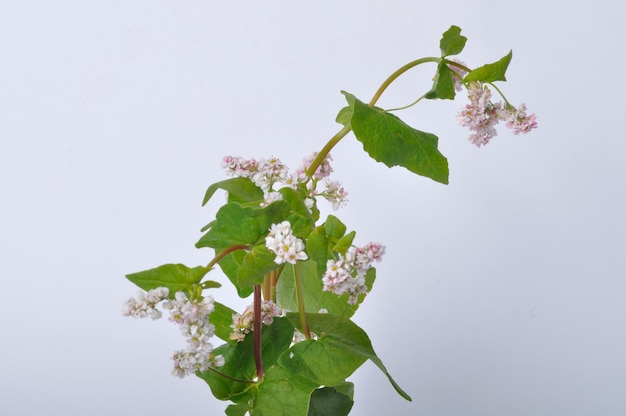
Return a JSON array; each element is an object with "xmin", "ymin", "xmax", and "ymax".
[{"xmin": 265, "ymin": 221, "xmax": 308, "ymax": 265}]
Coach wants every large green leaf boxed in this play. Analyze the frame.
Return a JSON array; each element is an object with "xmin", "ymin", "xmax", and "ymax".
[
  {"xmin": 439, "ymin": 25, "xmax": 467, "ymax": 57},
  {"xmin": 282, "ymin": 313, "xmax": 412, "ymax": 401},
  {"xmin": 464, "ymin": 50, "xmax": 513, "ymax": 83},
  {"xmin": 202, "ymin": 177, "xmax": 264, "ymax": 206},
  {"xmin": 308, "ymin": 383, "xmax": 354, "ymax": 416},
  {"xmin": 196, "ymin": 201, "xmax": 290, "ymax": 249},
  {"xmin": 125, "ymin": 263, "xmax": 212, "ymax": 294},
  {"xmin": 197, "ymin": 317, "xmax": 294, "ymax": 400},
  {"xmin": 343, "ymin": 92, "xmax": 449, "ymax": 184}
]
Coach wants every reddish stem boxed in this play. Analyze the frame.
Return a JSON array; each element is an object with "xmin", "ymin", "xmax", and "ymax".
[{"xmin": 253, "ymin": 284, "xmax": 264, "ymax": 380}]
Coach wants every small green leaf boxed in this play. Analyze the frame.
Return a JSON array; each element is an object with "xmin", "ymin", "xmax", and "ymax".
[
  {"xmin": 332, "ymin": 230, "xmax": 355, "ymax": 253},
  {"xmin": 202, "ymin": 177, "xmax": 265, "ymax": 206},
  {"xmin": 279, "ymin": 187, "xmax": 315, "ymax": 238},
  {"xmin": 343, "ymin": 91, "xmax": 449, "ymax": 184},
  {"xmin": 125, "ymin": 263, "xmax": 206, "ymax": 294},
  {"xmin": 324, "ymin": 215, "xmax": 346, "ymax": 241},
  {"xmin": 306, "ymin": 227, "xmax": 329, "ymax": 274},
  {"xmin": 225, "ymin": 402, "xmax": 250, "ymax": 416},
  {"xmin": 464, "ymin": 50, "xmax": 513, "ymax": 83},
  {"xmin": 217, "ymin": 249, "xmax": 254, "ymax": 298},
  {"xmin": 439, "ymin": 25, "xmax": 467, "ymax": 57},
  {"xmin": 308, "ymin": 383, "xmax": 354, "ymax": 416},
  {"xmin": 336, "ymin": 106, "xmax": 353, "ymax": 127},
  {"xmin": 237, "ymin": 244, "xmax": 280, "ymax": 288},
  {"xmin": 425, "ymin": 61, "xmax": 456, "ymax": 100}
]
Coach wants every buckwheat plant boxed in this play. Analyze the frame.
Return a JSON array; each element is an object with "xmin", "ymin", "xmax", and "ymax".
[{"xmin": 123, "ymin": 26, "xmax": 537, "ymax": 415}]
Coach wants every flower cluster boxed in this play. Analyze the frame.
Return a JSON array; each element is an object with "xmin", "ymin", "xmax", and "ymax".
[
  {"xmin": 457, "ymin": 82, "xmax": 537, "ymax": 146},
  {"xmin": 322, "ymin": 242, "xmax": 385, "ymax": 305},
  {"xmin": 122, "ymin": 287, "xmax": 170, "ymax": 320},
  {"xmin": 122, "ymin": 288, "xmax": 223, "ymax": 378},
  {"xmin": 230, "ymin": 300, "xmax": 283, "ymax": 342},
  {"xmin": 221, "ymin": 152, "xmax": 348, "ymax": 211},
  {"xmin": 265, "ymin": 221, "xmax": 308, "ymax": 265},
  {"xmin": 162, "ymin": 292, "xmax": 224, "ymax": 378}
]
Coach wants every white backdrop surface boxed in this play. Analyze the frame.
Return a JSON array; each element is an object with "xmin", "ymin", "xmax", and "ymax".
[{"xmin": 1, "ymin": 1, "xmax": 625, "ymax": 415}]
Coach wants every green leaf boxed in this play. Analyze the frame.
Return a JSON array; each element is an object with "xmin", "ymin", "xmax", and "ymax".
[
  {"xmin": 196, "ymin": 201, "xmax": 290, "ymax": 249},
  {"xmin": 279, "ymin": 187, "xmax": 314, "ymax": 239},
  {"xmin": 237, "ymin": 244, "xmax": 280, "ymax": 288},
  {"xmin": 125, "ymin": 263, "xmax": 207, "ymax": 294},
  {"xmin": 197, "ymin": 317, "xmax": 294, "ymax": 400},
  {"xmin": 283, "ymin": 313, "xmax": 412, "ymax": 401},
  {"xmin": 217, "ymin": 249, "xmax": 254, "ymax": 298},
  {"xmin": 202, "ymin": 177, "xmax": 265, "ymax": 206},
  {"xmin": 336, "ymin": 106, "xmax": 353, "ymax": 127},
  {"xmin": 252, "ymin": 366, "xmax": 319, "ymax": 416},
  {"xmin": 324, "ymin": 215, "xmax": 346, "ymax": 241},
  {"xmin": 425, "ymin": 61, "xmax": 456, "ymax": 100},
  {"xmin": 308, "ymin": 383, "xmax": 354, "ymax": 416},
  {"xmin": 439, "ymin": 25, "xmax": 467, "ymax": 57},
  {"xmin": 305, "ymin": 227, "xmax": 329, "ymax": 275},
  {"xmin": 342, "ymin": 91, "xmax": 449, "ymax": 184},
  {"xmin": 212, "ymin": 302, "xmax": 238, "ymax": 345},
  {"xmin": 464, "ymin": 50, "xmax": 513, "ymax": 83},
  {"xmin": 226, "ymin": 402, "xmax": 250, "ymax": 416},
  {"xmin": 332, "ymin": 230, "xmax": 355, "ymax": 253}
]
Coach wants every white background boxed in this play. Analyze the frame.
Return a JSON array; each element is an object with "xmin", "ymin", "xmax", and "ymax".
[{"xmin": 2, "ymin": 1, "xmax": 625, "ymax": 415}]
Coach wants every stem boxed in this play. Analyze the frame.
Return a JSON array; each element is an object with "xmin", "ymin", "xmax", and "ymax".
[
  {"xmin": 270, "ymin": 269, "xmax": 278, "ymax": 303},
  {"xmin": 204, "ymin": 244, "xmax": 249, "ymax": 273},
  {"xmin": 443, "ymin": 58, "xmax": 472, "ymax": 75},
  {"xmin": 262, "ymin": 273, "xmax": 271, "ymax": 301},
  {"xmin": 253, "ymin": 284, "xmax": 264, "ymax": 380},
  {"xmin": 306, "ymin": 57, "xmax": 441, "ymax": 178},
  {"xmin": 305, "ymin": 124, "xmax": 352, "ymax": 178},
  {"xmin": 293, "ymin": 263, "xmax": 311, "ymax": 340},
  {"xmin": 386, "ymin": 92, "xmax": 428, "ymax": 113},
  {"xmin": 487, "ymin": 82, "xmax": 512, "ymax": 107},
  {"xmin": 368, "ymin": 56, "xmax": 441, "ymax": 107}
]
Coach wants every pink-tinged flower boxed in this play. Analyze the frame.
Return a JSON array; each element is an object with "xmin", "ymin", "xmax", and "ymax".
[
  {"xmin": 124, "ymin": 288, "xmax": 223, "ymax": 377},
  {"xmin": 457, "ymin": 82, "xmax": 504, "ymax": 147},
  {"xmin": 221, "ymin": 155, "xmax": 258, "ymax": 178},
  {"xmin": 122, "ymin": 287, "xmax": 169, "ymax": 320},
  {"xmin": 297, "ymin": 152, "xmax": 334, "ymax": 180},
  {"xmin": 322, "ymin": 242, "xmax": 386, "ymax": 305},
  {"xmin": 504, "ymin": 103, "xmax": 538, "ymax": 135},
  {"xmin": 229, "ymin": 301, "xmax": 284, "ymax": 342},
  {"xmin": 322, "ymin": 179, "xmax": 348, "ymax": 210}
]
